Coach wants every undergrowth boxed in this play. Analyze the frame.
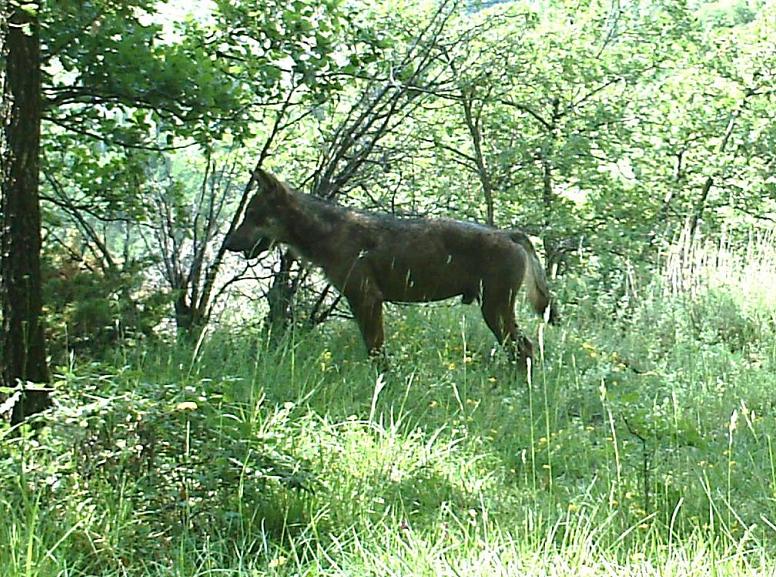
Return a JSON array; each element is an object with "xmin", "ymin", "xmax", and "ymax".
[{"xmin": 1, "ymin": 233, "xmax": 775, "ymax": 576}]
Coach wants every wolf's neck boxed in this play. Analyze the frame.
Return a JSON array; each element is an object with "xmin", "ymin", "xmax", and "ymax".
[{"xmin": 280, "ymin": 193, "xmax": 343, "ymax": 261}]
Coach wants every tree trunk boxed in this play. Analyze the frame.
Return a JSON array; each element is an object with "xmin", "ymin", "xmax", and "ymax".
[
  {"xmin": 462, "ymin": 92, "xmax": 495, "ymax": 226},
  {"xmin": 173, "ymin": 293, "xmax": 205, "ymax": 340},
  {"xmin": 1, "ymin": 4, "xmax": 51, "ymax": 424},
  {"xmin": 266, "ymin": 252, "xmax": 295, "ymax": 336},
  {"xmin": 540, "ymin": 98, "xmax": 562, "ymax": 275},
  {"xmin": 687, "ymin": 110, "xmax": 739, "ymax": 240}
]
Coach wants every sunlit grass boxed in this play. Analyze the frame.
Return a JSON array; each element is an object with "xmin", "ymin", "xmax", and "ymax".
[{"xmin": 664, "ymin": 228, "xmax": 776, "ymax": 311}]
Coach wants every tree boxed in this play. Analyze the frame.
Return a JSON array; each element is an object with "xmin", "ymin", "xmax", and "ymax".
[
  {"xmin": 415, "ymin": 0, "xmax": 696, "ymax": 274},
  {"xmin": 190, "ymin": 0, "xmax": 466, "ymax": 332},
  {"xmin": 36, "ymin": 0, "xmax": 255, "ymax": 340},
  {"xmin": 1, "ymin": 0, "xmax": 51, "ymax": 425}
]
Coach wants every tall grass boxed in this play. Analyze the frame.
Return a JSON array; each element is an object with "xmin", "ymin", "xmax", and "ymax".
[
  {"xmin": 1, "ymin": 232, "xmax": 775, "ymax": 576},
  {"xmin": 665, "ymin": 228, "xmax": 776, "ymax": 308}
]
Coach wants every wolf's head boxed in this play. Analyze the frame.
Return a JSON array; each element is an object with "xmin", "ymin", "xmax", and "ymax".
[{"xmin": 224, "ymin": 169, "xmax": 293, "ymax": 259}]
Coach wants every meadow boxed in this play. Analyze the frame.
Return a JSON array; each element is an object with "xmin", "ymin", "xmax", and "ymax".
[{"xmin": 2, "ymin": 233, "xmax": 776, "ymax": 576}]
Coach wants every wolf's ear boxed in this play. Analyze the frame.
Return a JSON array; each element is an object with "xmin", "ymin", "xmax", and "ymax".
[{"xmin": 254, "ymin": 168, "xmax": 286, "ymax": 198}]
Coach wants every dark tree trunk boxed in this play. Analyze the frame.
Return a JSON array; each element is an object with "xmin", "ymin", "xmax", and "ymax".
[
  {"xmin": 540, "ymin": 97, "xmax": 562, "ymax": 276},
  {"xmin": 1, "ymin": 5, "xmax": 51, "ymax": 424},
  {"xmin": 462, "ymin": 90, "xmax": 495, "ymax": 226},
  {"xmin": 173, "ymin": 294, "xmax": 204, "ymax": 339},
  {"xmin": 688, "ymin": 105, "xmax": 744, "ymax": 241},
  {"xmin": 266, "ymin": 252, "xmax": 295, "ymax": 335}
]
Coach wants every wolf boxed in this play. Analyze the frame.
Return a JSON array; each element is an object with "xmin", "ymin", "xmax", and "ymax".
[{"xmin": 225, "ymin": 169, "xmax": 557, "ymax": 365}]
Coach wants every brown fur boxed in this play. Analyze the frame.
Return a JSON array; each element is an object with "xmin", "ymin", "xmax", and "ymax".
[{"xmin": 225, "ymin": 169, "xmax": 557, "ymax": 365}]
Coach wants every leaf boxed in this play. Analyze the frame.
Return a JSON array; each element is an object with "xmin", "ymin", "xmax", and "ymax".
[{"xmin": 19, "ymin": 2, "xmax": 39, "ymax": 17}]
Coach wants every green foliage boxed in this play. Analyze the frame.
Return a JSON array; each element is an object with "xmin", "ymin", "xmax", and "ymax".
[
  {"xmin": 210, "ymin": 0, "xmax": 390, "ymax": 105},
  {"xmin": 1, "ymin": 363, "xmax": 318, "ymax": 573},
  {"xmin": 33, "ymin": 0, "xmax": 775, "ymax": 342},
  {"xmin": 42, "ymin": 0, "xmax": 250, "ymax": 145},
  {"xmin": 41, "ymin": 248, "xmax": 167, "ymax": 357}
]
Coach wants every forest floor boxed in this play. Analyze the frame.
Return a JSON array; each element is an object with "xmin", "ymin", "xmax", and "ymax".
[{"xmin": 2, "ymin": 235, "xmax": 776, "ymax": 576}]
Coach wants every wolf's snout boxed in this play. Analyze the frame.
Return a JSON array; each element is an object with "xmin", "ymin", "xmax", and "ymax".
[{"xmin": 225, "ymin": 230, "xmax": 273, "ymax": 259}]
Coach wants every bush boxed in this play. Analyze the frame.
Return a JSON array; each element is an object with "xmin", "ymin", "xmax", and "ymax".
[{"xmin": 42, "ymin": 250, "xmax": 168, "ymax": 358}]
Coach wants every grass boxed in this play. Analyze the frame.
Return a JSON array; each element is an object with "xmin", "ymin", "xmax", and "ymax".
[{"xmin": 2, "ymin": 232, "xmax": 776, "ymax": 576}]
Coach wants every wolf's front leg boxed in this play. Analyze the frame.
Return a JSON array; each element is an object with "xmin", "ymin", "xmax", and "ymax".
[
  {"xmin": 344, "ymin": 281, "xmax": 385, "ymax": 358},
  {"xmin": 349, "ymin": 297, "xmax": 385, "ymax": 357}
]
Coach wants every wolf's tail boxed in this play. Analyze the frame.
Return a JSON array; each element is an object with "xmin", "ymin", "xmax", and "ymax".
[{"xmin": 509, "ymin": 230, "xmax": 559, "ymax": 324}]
